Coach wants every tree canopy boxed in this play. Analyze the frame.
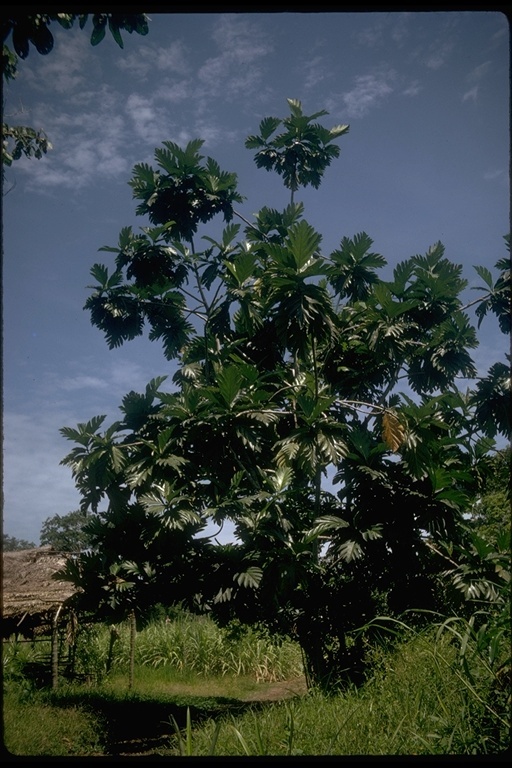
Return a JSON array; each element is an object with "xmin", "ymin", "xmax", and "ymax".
[{"xmin": 58, "ymin": 98, "xmax": 510, "ymax": 689}]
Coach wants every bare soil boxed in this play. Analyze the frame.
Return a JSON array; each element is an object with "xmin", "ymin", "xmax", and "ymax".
[{"xmin": 240, "ymin": 675, "xmax": 308, "ymax": 701}]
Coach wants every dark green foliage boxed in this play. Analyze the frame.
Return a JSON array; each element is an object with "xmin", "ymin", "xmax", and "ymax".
[
  {"xmin": 128, "ymin": 142, "xmax": 244, "ymax": 243},
  {"xmin": 245, "ymin": 98, "xmax": 349, "ymax": 202},
  {"xmin": 59, "ymin": 98, "xmax": 511, "ymax": 691}
]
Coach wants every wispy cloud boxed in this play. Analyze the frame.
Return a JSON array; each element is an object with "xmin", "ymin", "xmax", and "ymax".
[
  {"xmin": 424, "ymin": 40, "xmax": 454, "ymax": 70},
  {"xmin": 196, "ymin": 14, "xmax": 272, "ymax": 98},
  {"xmin": 116, "ymin": 39, "xmax": 191, "ymax": 79},
  {"xmin": 402, "ymin": 80, "xmax": 422, "ymax": 97},
  {"xmin": 10, "ymin": 13, "xmax": 275, "ymax": 194},
  {"xmin": 462, "ymin": 86, "xmax": 479, "ymax": 103},
  {"xmin": 355, "ymin": 13, "xmax": 411, "ymax": 48},
  {"xmin": 3, "ymin": 409, "xmax": 84, "ymax": 543},
  {"xmin": 13, "ymin": 90, "xmax": 132, "ymax": 190},
  {"xmin": 21, "ymin": 32, "xmax": 94, "ymax": 94},
  {"xmin": 462, "ymin": 60, "xmax": 492, "ymax": 102},
  {"xmin": 303, "ymin": 56, "xmax": 329, "ymax": 90},
  {"xmin": 483, "ymin": 168, "xmax": 507, "ymax": 184},
  {"xmin": 338, "ymin": 70, "xmax": 396, "ymax": 118},
  {"xmin": 125, "ymin": 93, "xmax": 173, "ymax": 146}
]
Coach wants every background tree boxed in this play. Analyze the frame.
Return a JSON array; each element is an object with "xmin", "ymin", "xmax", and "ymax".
[
  {"xmin": 2, "ymin": 13, "xmax": 149, "ymax": 171},
  {"xmin": 3, "ymin": 532, "xmax": 36, "ymax": 551},
  {"xmin": 39, "ymin": 509, "xmax": 95, "ymax": 552},
  {"xmin": 59, "ymin": 98, "xmax": 510, "ymax": 690},
  {"xmin": 467, "ymin": 446, "xmax": 511, "ymax": 544}
]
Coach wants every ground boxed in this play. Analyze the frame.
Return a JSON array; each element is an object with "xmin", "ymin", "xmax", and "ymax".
[{"xmin": 240, "ymin": 675, "xmax": 308, "ymax": 701}]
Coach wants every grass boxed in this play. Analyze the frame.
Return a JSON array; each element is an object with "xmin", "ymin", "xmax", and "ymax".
[
  {"xmin": 3, "ymin": 615, "xmax": 510, "ymax": 757},
  {"xmin": 161, "ymin": 628, "xmax": 510, "ymax": 757},
  {"xmin": 3, "ymin": 684, "xmax": 104, "ymax": 757}
]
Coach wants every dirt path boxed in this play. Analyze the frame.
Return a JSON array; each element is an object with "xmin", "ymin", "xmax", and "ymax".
[
  {"xmin": 108, "ymin": 677, "xmax": 309, "ymax": 756},
  {"xmin": 239, "ymin": 676, "xmax": 308, "ymax": 702}
]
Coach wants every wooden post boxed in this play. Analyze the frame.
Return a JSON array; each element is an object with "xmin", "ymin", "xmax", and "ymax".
[
  {"xmin": 106, "ymin": 624, "xmax": 118, "ymax": 674},
  {"xmin": 128, "ymin": 609, "xmax": 136, "ymax": 691},
  {"xmin": 51, "ymin": 605, "xmax": 63, "ymax": 689}
]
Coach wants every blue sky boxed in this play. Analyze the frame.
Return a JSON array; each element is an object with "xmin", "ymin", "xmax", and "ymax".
[{"xmin": 2, "ymin": 11, "xmax": 510, "ymax": 545}]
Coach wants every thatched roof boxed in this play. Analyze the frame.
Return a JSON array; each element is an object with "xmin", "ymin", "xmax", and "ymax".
[{"xmin": 2, "ymin": 546, "xmax": 77, "ymax": 628}]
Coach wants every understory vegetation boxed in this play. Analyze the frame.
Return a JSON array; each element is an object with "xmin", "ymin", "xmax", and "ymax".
[{"xmin": 3, "ymin": 610, "xmax": 510, "ymax": 757}]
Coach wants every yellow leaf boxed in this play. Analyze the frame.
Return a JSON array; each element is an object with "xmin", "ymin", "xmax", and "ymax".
[{"xmin": 382, "ymin": 410, "xmax": 405, "ymax": 452}]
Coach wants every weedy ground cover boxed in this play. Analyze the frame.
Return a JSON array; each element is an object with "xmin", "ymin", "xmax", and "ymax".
[{"xmin": 3, "ymin": 616, "xmax": 509, "ymax": 757}]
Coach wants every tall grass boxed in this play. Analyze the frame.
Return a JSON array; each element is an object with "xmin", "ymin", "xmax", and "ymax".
[
  {"xmin": 173, "ymin": 627, "xmax": 509, "ymax": 756},
  {"xmin": 2, "ymin": 613, "xmax": 303, "ymax": 685},
  {"xmin": 83, "ymin": 615, "xmax": 303, "ymax": 681}
]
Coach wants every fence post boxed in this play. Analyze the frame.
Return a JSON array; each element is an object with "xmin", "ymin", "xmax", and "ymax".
[{"xmin": 51, "ymin": 605, "xmax": 63, "ymax": 689}]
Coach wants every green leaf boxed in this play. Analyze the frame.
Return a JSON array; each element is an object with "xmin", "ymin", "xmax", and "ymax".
[
  {"xmin": 234, "ymin": 566, "xmax": 263, "ymax": 589},
  {"xmin": 60, "ymin": 415, "xmax": 107, "ymax": 444},
  {"xmin": 108, "ymin": 19, "xmax": 125, "ymax": 49},
  {"xmin": 259, "ymin": 116, "xmax": 281, "ymax": 140},
  {"xmin": 338, "ymin": 539, "xmax": 364, "ymax": 562},
  {"xmin": 268, "ymin": 467, "xmax": 294, "ymax": 493},
  {"xmin": 90, "ymin": 18, "xmax": 107, "ymax": 46},
  {"xmin": 215, "ymin": 365, "xmax": 244, "ymax": 409},
  {"xmin": 286, "ymin": 220, "xmax": 322, "ymax": 271},
  {"xmin": 306, "ymin": 515, "xmax": 349, "ymax": 541},
  {"xmin": 472, "ymin": 265, "xmax": 494, "ymax": 289},
  {"xmin": 224, "ymin": 251, "xmax": 256, "ymax": 286}
]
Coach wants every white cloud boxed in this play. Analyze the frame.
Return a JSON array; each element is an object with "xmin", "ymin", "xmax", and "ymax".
[
  {"xmin": 467, "ymin": 60, "xmax": 492, "ymax": 82},
  {"xmin": 424, "ymin": 40, "xmax": 454, "ymax": 70},
  {"xmin": 340, "ymin": 70, "xmax": 395, "ymax": 118},
  {"xmin": 196, "ymin": 14, "xmax": 272, "ymax": 98},
  {"xmin": 211, "ymin": 13, "xmax": 272, "ymax": 61},
  {"xmin": 14, "ymin": 90, "xmax": 132, "ymax": 190},
  {"xmin": 154, "ymin": 80, "xmax": 194, "ymax": 104},
  {"xmin": 483, "ymin": 168, "xmax": 507, "ymax": 183},
  {"xmin": 462, "ymin": 86, "xmax": 479, "ymax": 102},
  {"xmin": 125, "ymin": 93, "xmax": 170, "ymax": 146},
  {"xmin": 21, "ymin": 32, "xmax": 94, "ymax": 95},
  {"xmin": 462, "ymin": 60, "xmax": 492, "ymax": 102},
  {"xmin": 355, "ymin": 13, "xmax": 411, "ymax": 48},
  {"xmin": 303, "ymin": 56, "xmax": 329, "ymax": 90},
  {"xmin": 3, "ymin": 352, "xmax": 172, "ymax": 544},
  {"xmin": 402, "ymin": 80, "xmax": 422, "ymax": 97},
  {"xmin": 60, "ymin": 374, "xmax": 111, "ymax": 391},
  {"xmin": 390, "ymin": 13, "xmax": 412, "ymax": 43},
  {"xmin": 117, "ymin": 39, "xmax": 191, "ymax": 79},
  {"xmin": 3, "ymin": 409, "xmax": 84, "ymax": 544}
]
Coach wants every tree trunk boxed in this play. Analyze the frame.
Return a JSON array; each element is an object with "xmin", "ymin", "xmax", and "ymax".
[{"xmin": 295, "ymin": 613, "xmax": 330, "ymax": 691}]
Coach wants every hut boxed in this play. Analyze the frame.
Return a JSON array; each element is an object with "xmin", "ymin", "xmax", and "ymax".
[{"xmin": 2, "ymin": 546, "xmax": 80, "ymax": 687}]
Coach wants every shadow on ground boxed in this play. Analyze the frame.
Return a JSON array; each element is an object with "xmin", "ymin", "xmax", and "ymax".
[{"xmin": 48, "ymin": 689, "xmax": 288, "ymax": 756}]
